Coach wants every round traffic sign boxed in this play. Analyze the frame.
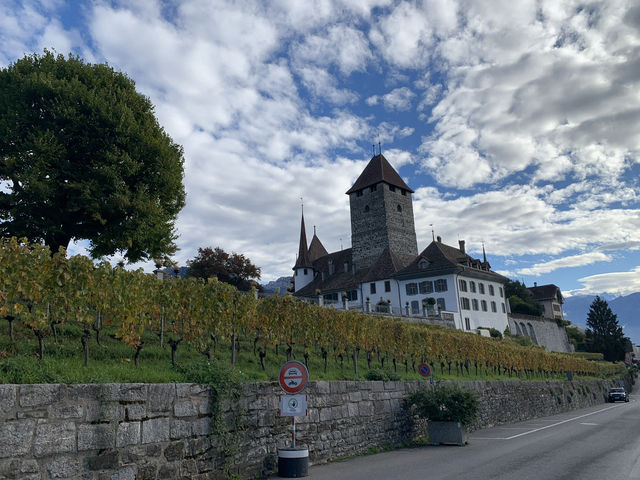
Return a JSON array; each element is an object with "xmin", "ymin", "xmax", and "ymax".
[
  {"xmin": 418, "ymin": 363, "xmax": 431, "ymax": 377},
  {"xmin": 279, "ymin": 360, "xmax": 309, "ymax": 394}
]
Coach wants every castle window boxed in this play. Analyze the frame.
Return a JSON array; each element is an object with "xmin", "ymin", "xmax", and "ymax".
[
  {"xmin": 437, "ymin": 298, "xmax": 446, "ymax": 310},
  {"xmin": 501, "ymin": 303, "xmax": 506, "ymax": 313},
  {"xmin": 499, "ymin": 287, "xmax": 504, "ymax": 297},
  {"xmin": 491, "ymin": 301, "xmax": 497, "ymax": 312},
  {"xmin": 472, "ymin": 299, "xmax": 479, "ymax": 311},
  {"xmin": 489, "ymin": 285, "xmax": 495, "ymax": 296},
  {"xmin": 478, "ymin": 283, "xmax": 485, "ymax": 294},
  {"xmin": 401, "ymin": 189, "xmax": 406, "ymax": 196},
  {"xmin": 370, "ymin": 184, "xmax": 377, "ymax": 192},
  {"xmin": 328, "ymin": 260, "xmax": 334, "ymax": 275},
  {"xmin": 384, "ymin": 280, "xmax": 391, "ymax": 292},
  {"xmin": 323, "ymin": 292, "xmax": 338, "ymax": 303},
  {"xmin": 461, "ymin": 297, "xmax": 470, "ymax": 310},
  {"xmin": 459, "ymin": 279, "xmax": 467, "ymax": 292},
  {"xmin": 356, "ymin": 190, "xmax": 363, "ymax": 197},
  {"xmin": 370, "ymin": 283, "xmax": 376, "ymax": 294},
  {"xmin": 364, "ymin": 205, "xmax": 370, "ymax": 213},
  {"xmin": 434, "ymin": 279, "xmax": 447, "ymax": 292},
  {"xmin": 397, "ymin": 204, "xmax": 402, "ymax": 212},
  {"xmin": 419, "ymin": 281, "xmax": 433, "ymax": 294},
  {"xmin": 406, "ymin": 283, "xmax": 418, "ymax": 295},
  {"xmin": 481, "ymin": 300, "xmax": 487, "ymax": 312},
  {"xmin": 389, "ymin": 185, "xmax": 396, "ymax": 192},
  {"xmin": 470, "ymin": 281, "xmax": 476, "ymax": 293},
  {"xmin": 465, "ymin": 317, "xmax": 471, "ymax": 330}
]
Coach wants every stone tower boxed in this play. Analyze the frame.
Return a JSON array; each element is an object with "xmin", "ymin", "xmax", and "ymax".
[{"xmin": 346, "ymin": 153, "xmax": 418, "ymax": 270}]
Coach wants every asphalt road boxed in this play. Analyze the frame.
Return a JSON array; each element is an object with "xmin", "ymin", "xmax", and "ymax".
[{"xmin": 300, "ymin": 392, "xmax": 640, "ymax": 480}]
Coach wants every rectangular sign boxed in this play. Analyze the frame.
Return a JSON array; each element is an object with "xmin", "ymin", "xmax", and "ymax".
[{"xmin": 279, "ymin": 394, "xmax": 308, "ymax": 417}]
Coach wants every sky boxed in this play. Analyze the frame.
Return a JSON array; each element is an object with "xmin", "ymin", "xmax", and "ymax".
[{"xmin": 2, "ymin": 0, "xmax": 640, "ymax": 303}]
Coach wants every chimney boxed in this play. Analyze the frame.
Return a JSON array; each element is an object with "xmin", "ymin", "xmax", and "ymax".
[
  {"xmin": 436, "ymin": 236, "xmax": 442, "ymax": 243},
  {"xmin": 458, "ymin": 240, "xmax": 465, "ymax": 253},
  {"xmin": 534, "ymin": 282, "xmax": 537, "ymax": 287}
]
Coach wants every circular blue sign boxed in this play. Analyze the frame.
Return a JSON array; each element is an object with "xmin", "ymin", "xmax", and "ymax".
[{"xmin": 418, "ymin": 363, "xmax": 431, "ymax": 377}]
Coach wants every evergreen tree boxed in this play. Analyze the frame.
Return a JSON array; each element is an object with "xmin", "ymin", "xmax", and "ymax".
[{"xmin": 585, "ymin": 296, "xmax": 627, "ymax": 361}]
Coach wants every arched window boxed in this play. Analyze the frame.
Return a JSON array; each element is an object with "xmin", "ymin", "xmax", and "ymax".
[{"xmin": 364, "ymin": 205, "xmax": 369, "ymax": 212}]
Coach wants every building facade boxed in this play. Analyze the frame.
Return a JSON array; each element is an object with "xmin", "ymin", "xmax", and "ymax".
[{"xmin": 293, "ymin": 153, "xmax": 510, "ymax": 333}]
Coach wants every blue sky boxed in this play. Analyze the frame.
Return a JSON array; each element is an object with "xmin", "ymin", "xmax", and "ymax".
[{"xmin": 2, "ymin": 0, "xmax": 640, "ymax": 303}]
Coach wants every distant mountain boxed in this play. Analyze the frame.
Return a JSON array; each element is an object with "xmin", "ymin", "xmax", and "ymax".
[
  {"xmin": 563, "ymin": 293, "xmax": 640, "ymax": 345},
  {"xmin": 261, "ymin": 276, "xmax": 292, "ymax": 296}
]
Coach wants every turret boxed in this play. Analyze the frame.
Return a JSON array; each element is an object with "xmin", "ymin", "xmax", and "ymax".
[{"xmin": 292, "ymin": 213, "xmax": 314, "ymax": 292}]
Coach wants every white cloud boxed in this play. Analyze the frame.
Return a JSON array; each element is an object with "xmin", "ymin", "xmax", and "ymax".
[
  {"xmin": 517, "ymin": 252, "xmax": 613, "ymax": 276},
  {"xmin": 298, "ymin": 67, "xmax": 358, "ymax": 105},
  {"xmin": 568, "ymin": 267, "xmax": 640, "ymax": 297}
]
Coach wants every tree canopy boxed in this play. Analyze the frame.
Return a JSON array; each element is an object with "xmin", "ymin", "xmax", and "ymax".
[
  {"xmin": 585, "ymin": 296, "xmax": 628, "ymax": 362},
  {"xmin": 186, "ymin": 247, "xmax": 261, "ymax": 291},
  {"xmin": 0, "ymin": 51, "xmax": 185, "ymax": 262},
  {"xmin": 505, "ymin": 279, "xmax": 543, "ymax": 316}
]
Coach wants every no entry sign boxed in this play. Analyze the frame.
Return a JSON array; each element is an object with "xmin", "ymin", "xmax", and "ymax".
[
  {"xmin": 279, "ymin": 360, "xmax": 309, "ymax": 394},
  {"xmin": 418, "ymin": 363, "xmax": 431, "ymax": 377}
]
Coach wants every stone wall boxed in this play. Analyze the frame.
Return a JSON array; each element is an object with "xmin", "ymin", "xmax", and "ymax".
[
  {"xmin": 0, "ymin": 376, "xmax": 631, "ymax": 480},
  {"xmin": 509, "ymin": 314, "xmax": 573, "ymax": 352}
]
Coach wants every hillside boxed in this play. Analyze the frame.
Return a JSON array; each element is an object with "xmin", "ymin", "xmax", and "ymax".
[{"xmin": 563, "ymin": 293, "xmax": 640, "ymax": 345}]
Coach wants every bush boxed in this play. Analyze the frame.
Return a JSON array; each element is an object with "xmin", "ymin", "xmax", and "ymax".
[
  {"xmin": 407, "ymin": 384, "xmax": 479, "ymax": 425},
  {"xmin": 365, "ymin": 368, "xmax": 401, "ymax": 381}
]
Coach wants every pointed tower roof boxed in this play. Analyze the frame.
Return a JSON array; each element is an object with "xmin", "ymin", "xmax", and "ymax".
[
  {"xmin": 293, "ymin": 214, "xmax": 312, "ymax": 269},
  {"xmin": 308, "ymin": 228, "xmax": 328, "ymax": 262},
  {"xmin": 346, "ymin": 153, "xmax": 414, "ymax": 194}
]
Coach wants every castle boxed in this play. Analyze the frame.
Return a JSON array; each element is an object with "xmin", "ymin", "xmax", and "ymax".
[{"xmin": 292, "ymin": 153, "xmax": 510, "ymax": 334}]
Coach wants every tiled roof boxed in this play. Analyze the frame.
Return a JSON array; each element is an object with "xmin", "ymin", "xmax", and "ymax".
[
  {"xmin": 394, "ymin": 240, "xmax": 508, "ymax": 282},
  {"xmin": 361, "ymin": 248, "xmax": 409, "ymax": 282},
  {"xmin": 308, "ymin": 234, "xmax": 328, "ymax": 262},
  {"xmin": 528, "ymin": 284, "xmax": 563, "ymax": 302},
  {"xmin": 293, "ymin": 248, "xmax": 364, "ymax": 297},
  {"xmin": 346, "ymin": 154, "xmax": 414, "ymax": 194}
]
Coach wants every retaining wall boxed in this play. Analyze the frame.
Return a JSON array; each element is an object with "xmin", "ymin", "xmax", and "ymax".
[{"xmin": 0, "ymin": 376, "xmax": 632, "ymax": 479}]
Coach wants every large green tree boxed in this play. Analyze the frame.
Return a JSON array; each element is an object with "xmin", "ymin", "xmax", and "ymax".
[
  {"xmin": 585, "ymin": 296, "xmax": 627, "ymax": 362},
  {"xmin": 186, "ymin": 247, "xmax": 261, "ymax": 291},
  {"xmin": 0, "ymin": 51, "xmax": 185, "ymax": 261}
]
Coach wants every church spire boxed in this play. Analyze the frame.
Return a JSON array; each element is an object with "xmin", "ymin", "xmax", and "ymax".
[{"xmin": 293, "ymin": 212, "xmax": 312, "ymax": 269}]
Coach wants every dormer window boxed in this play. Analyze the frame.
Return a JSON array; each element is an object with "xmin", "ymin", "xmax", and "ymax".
[
  {"xmin": 389, "ymin": 185, "xmax": 396, "ymax": 192},
  {"xmin": 418, "ymin": 259, "xmax": 429, "ymax": 269},
  {"xmin": 328, "ymin": 260, "xmax": 335, "ymax": 275},
  {"xmin": 356, "ymin": 190, "xmax": 363, "ymax": 197},
  {"xmin": 401, "ymin": 189, "xmax": 406, "ymax": 196}
]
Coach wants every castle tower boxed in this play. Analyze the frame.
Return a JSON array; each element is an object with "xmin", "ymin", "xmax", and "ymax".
[{"xmin": 346, "ymin": 153, "xmax": 418, "ymax": 270}]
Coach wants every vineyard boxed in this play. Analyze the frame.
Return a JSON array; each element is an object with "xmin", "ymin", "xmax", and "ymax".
[{"xmin": 0, "ymin": 237, "xmax": 625, "ymax": 384}]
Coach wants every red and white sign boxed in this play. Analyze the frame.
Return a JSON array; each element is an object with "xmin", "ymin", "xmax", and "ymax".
[{"xmin": 278, "ymin": 360, "xmax": 308, "ymax": 394}]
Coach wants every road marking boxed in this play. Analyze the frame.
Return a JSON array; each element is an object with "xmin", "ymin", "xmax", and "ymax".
[
  {"xmin": 472, "ymin": 404, "xmax": 622, "ymax": 440},
  {"xmin": 579, "ymin": 423, "xmax": 598, "ymax": 426}
]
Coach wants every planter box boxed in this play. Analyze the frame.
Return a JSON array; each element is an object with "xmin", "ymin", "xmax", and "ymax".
[{"xmin": 427, "ymin": 421, "xmax": 468, "ymax": 446}]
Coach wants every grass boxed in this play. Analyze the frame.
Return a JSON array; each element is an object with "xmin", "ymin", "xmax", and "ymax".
[{"xmin": 0, "ymin": 320, "xmax": 621, "ymax": 384}]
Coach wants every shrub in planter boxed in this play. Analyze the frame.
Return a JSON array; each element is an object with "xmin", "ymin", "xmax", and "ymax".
[
  {"xmin": 408, "ymin": 384, "xmax": 479, "ymax": 426},
  {"xmin": 408, "ymin": 384, "xmax": 479, "ymax": 446}
]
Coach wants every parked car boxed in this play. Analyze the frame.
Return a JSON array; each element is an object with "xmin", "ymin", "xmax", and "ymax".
[{"xmin": 608, "ymin": 387, "xmax": 629, "ymax": 403}]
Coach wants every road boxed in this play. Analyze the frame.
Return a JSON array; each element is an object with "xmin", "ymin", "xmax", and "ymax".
[{"xmin": 303, "ymin": 393, "xmax": 640, "ymax": 479}]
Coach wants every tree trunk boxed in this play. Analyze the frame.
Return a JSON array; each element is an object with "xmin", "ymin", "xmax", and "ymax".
[
  {"xmin": 134, "ymin": 342, "xmax": 144, "ymax": 367},
  {"xmin": 6, "ymin": 316, "xmax": 15, "ymax": 343},
  {"xmin": 352, "ymin": 347, "xmax": 359, "ymax": 376},
  {"xmin": 259, "ymin": 349, "xmax": 266, "ymax": 371},
  {"xmin": 34, "ymin": 330, "xmax": 45, "ymax": 360},
  {"xmin": 168, "ymin": 338, "xmax": 182, "ymax": 367},
  {"xmin": 322, "ymin": 347, "xmax": 328, "ymax": 373},
  {"xmin": 231, "ymin": 332, "xmax": 237, "ymax": 366},
  {"xmin": 81, "ymin": 329, "xmax": 90, "ymax": 367},
  {"xmin": 43, "ymin": 232, "xmax": 72, "ymax": 256}
]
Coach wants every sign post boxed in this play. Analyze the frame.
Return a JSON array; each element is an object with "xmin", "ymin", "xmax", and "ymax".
[{"xmin": 277, "ymin": 361, "xmax": 309, "ymax": 478}]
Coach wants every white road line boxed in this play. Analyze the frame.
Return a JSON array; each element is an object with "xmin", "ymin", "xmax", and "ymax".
[{"xmin": 472, "ymin": 404, "xmax": 623, "ymax": 441}]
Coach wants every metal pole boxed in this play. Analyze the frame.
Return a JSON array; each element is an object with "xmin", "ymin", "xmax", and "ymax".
[{"xmin": 292, "ymin": 417, "xmax": 296, "ymax": 448}]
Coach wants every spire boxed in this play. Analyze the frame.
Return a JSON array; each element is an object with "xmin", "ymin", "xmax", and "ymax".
[
  {"xmin": 293, "ymin": 213, "xmax": 312, "ymax": 269},
  {"xmin": 482, "ymin": 242, "xmax": 487, "ymax": 263}
]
